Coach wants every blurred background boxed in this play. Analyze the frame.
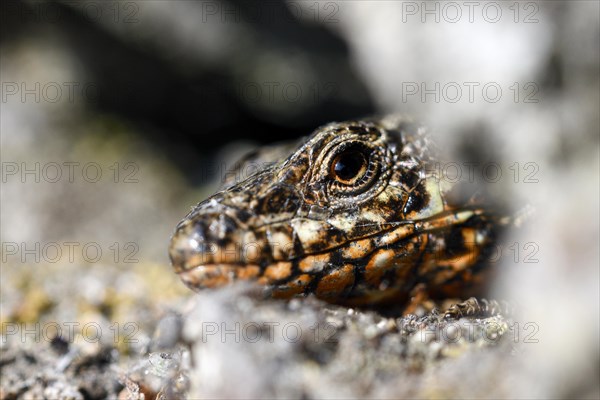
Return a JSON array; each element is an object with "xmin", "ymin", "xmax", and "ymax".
[{"xmin": 1, "ymin": 0, "xmax": 598, "ymax": 398}]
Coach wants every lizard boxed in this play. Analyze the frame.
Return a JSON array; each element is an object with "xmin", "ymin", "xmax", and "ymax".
[{"xmin": 168, "ymin": 115, "xmax": 512, "ymax": 312}]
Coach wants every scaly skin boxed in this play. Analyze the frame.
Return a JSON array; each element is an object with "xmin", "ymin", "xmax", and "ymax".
[{"xmin": 169, "ymin": 115, "xmax": 506, "ymax": 307}]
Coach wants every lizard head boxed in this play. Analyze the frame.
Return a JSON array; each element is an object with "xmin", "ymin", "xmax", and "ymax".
[{"xmin": 169, "ymin": 118, "xmax": 498, "ymax": 305}]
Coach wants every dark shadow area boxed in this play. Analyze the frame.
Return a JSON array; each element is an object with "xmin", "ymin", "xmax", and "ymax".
[{"xmin": 1, "ymin": 0, "xmax": 375, "ymax": 183}]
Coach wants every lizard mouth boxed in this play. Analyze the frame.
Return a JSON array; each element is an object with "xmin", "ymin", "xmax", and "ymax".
[
  {"xmin": 170, "ymin": 207, "xmax": 490, "ymax": 293},
  {"xmin": 176, "ymin": 264, "xmax": 262, "ymax": 290}
]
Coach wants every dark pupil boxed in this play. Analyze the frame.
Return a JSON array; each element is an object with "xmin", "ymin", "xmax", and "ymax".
[{"xmin": 334, "ymin": 151, "xmax": 365, "ymax": 181}]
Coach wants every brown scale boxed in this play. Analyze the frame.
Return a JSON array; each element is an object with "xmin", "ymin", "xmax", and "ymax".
[{"xmin": 169, "ymin": 116, "xmax": 511, "ymax": 309}]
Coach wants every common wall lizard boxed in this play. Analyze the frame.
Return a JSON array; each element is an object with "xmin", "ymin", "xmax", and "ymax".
[{"xmin": 169, "ymin": 115, "xmax": 508, "ymax": 308}]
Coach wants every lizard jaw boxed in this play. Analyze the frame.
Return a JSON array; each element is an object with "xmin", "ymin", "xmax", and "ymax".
[{"xmin": 176, "ymin": 264, "xmax": 262, "ymax": 290}]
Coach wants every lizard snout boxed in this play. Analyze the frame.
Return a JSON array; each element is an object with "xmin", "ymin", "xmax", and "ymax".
[{"xmin": 168, "ymin": 207, "xmax": 264, "ymax": 290}]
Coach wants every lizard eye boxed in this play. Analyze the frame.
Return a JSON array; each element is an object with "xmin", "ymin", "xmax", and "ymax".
[
  {"xmin": 328, "ymin": 142, "xmax": 381, "ymax": 196},
  {"xmin": 331, "ymin": 150, "xmax": 367, "ymax": 184}
]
